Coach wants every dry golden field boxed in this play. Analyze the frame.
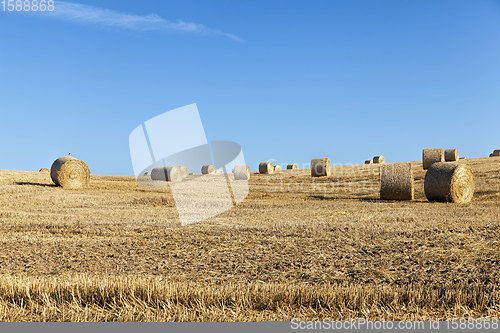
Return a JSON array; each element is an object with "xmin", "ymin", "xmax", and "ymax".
[{"xmin": 0, "ymin": 157, "xmax": 499, "ymax": 321}]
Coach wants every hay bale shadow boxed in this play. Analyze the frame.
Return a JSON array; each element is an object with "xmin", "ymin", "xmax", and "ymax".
[{"xmin": 16, "ymin": 182, "xmax": 57, "ymax": 188}]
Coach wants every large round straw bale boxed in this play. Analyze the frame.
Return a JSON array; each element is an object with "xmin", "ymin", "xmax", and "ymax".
[
  {"xmin": 424, "ymin": 162, "xmax": 474, "ymax": 203},
  {"xmin": 259, "ymin": 162, "xmax": 274, "ymax": 174},
  {"xmin": 50, "ymin": 156, "xmax": 90, "ymax": 189},
  {"xmin": 286, "ymin": 164, "xmax": 297, "ymax": 170},
  {"xmin": 234, "ymin": 165, "xmax": 250, "ymax": 180},
  {"xmin": 311, "ymin": 158, "xmax": 331, "ymax": 177},
  {"xmin": 422, "ymin": 148, "xmax": 444, "ymax": 169},
  {"xmin": 201, "ymin": 165, "xmax": 215, "ymax": 175},
  {"xmin": 39, "ymin": 168, "xmax": 49, "ymax": 173},
  {"xmin": 445, "ymin": 148, "xmax": 459, "ymax": 162},
  {"xmin": 493, "ymin": 150, "xmax": 500, "ymax": 156},
  {"xmin": 274, "ymin": 165, "xmax": 282, "ymax": 173},
  {"xmin": 151, "ymin": 166, "xmax": 185, "ymax": 182},
  {"xmin": 365, "ymin": 160, "xmax": 373, "ymax": 164},
  {"xmin": 373, "ymin": 156, "xmax": 385, "ymax": 164},
  {"xmin": 380, "ymin": 163, "xmax": 414, "ymax": 201}
]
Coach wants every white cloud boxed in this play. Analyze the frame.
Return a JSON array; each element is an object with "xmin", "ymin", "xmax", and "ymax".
[{"xmin": 42, "ymin": 1, "xmax": 242, "ymax": 42}]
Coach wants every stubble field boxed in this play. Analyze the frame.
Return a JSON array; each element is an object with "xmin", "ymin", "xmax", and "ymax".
[{"xmin": 0, "ymin": 157, "xmax": 498, "ymax": 321}]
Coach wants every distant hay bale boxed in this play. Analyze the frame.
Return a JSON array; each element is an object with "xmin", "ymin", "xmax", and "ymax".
[
  {"xmin": 459, "ymin": 157, "xmax": 467, "ymax": 160},
  {"xmin": 274, "ymin": 165, "xmax": 282, "ymax": 173},
  {"xmin": 39, "ymin": 168, "xmax": 49, "ymax": 173},
  {"xmin": 201, "ymin": 165, "xmax": 215, "ymax": 175},
  {"xmin": 380, "ymin": 163, "xmax": 414, "ymax": 201},
  {"xmin": 422, "ymin": 148, "xmax": 444, "ymax": 169},
  {"xmin": 50, "ymin": 156, "xmax": 90, "ymax": 189},
  {"xmin": 286, "ymin": 164, "xmax": 297, "ymax": 170},
  {"xmin": 493, "ymin": 150, "xmax": 500, "ymax": 156},
  {"xmin": 259, "ymin": 162, "xmax": 274, "ymax": 174},
  {"xmin": 143, "ymin": 171, "xmax": 151, "ymax": 176},
  {"xmin": 373, "ymin": 156, "xmax": 385, "ymax": 164},
  {"xmin": 424, "ymin": 162, "xmax": 474, "ymax": 203},
  {"xmin": 233, "ymin": 165, "xmax": 250, "ymax": 180},
  {"xmin": 311, "ymin": 158, "xmax": 331, "ymax": 177},
  {"xmin": 151, "ymin": 166, "xmax": 186, "ymax": 182},
  {"xmin": 445, "ymin": 149, "xmax": 459, "ymax": 162},
  {"xmin": 188, "ymin": 172, "xmax": 197, "ymax": 175},
  {"xmin": 365, "ymin": 160, "xmax": 373, "ymax": 164}
]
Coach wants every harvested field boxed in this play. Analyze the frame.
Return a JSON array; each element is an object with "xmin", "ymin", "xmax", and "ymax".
[{"xmin": 0, "ymin": 157, "xmax": 499, "ymax": 321}]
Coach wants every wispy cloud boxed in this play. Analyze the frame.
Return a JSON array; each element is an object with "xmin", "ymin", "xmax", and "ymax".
[{"xmin": 41, "ymin": 1, "xmax": 242, "ymax": 42}]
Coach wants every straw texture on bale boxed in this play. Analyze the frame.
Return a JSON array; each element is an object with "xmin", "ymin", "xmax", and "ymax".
[
  {"xmin": 259, "ymin": 162, "xmax": 274, "ymax": 174},
  {"xmin": 233, "ymin": 165, "xmax": 250, "ymax": 180},
  {"xmin": 151, "ymin": 166, "xmax": 185, "ymax": 182},
  {"xmin": 365, "ymin": 160, "xmax": 373, "ymax": 165},
  {"xmin": 422, "ymin": 148, "xmax": 444, "ymax": 169},
  {"xmin": 445, "ymin": 149, "xmax": 459, "ymax": 162},
  {"xmin": 373, "ymin": 156, "xmax": 385, "ymax": 164},
  {"xmin": 180, "ymin": 166, "xmax": 188, "ymax": 177},
  {"xmin": 50, "ymin": 156, "xmax": 90, "ymax": 189},
  {"xmin": 286, "ymin": 164, "xmax": 297, "ymax": 170},
  {"xmin": 424, "ymin": 162, "xmax": 474, "ymax": 203},
  {"xmin": 201, "ymin": 165, "xmax": 215, "ymax": 175},
  {"xmin": 311, "ymin": 158, "xmax": 331, "ymax": 177},
  {"xmin": 493, "ymin": 150, "xmax": 500, "ymax": 156},
  {"xmin": 380, "ymin": 163, "xmax": 414, "ymax": 201},
  {"xmin": 274, "ymin": 165, "xmax": 282, "ymax": 173},
  {"xmin": 39, "ymin": 168, "xmax": 49, "ymax": 173}
]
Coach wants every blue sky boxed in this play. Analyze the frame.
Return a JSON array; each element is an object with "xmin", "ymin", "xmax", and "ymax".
[{"xmin": 1, "ymin": 0, "xmax": 499, "ymax": 175}]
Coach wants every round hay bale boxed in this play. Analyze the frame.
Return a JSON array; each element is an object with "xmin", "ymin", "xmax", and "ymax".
[
  {"xmin": 234, "ymin": 165, "xmax": 250, "ymax": 180},
  {"xmin": 259, "ymin": 162, "xmax": 274, "ymax": 174},
  {"xmin": 50, "ymin": 156, "xmax": 90, "ymax": 189},
  {"xmin": 365, "ymin": 160, "xmax": 373, "ymax": 164},
  {"xmin": 424, "ymin": 162, "xmax": 474, "ymax": 203},
  {"xmin": 201, "ymin": 165, "xmax": 215, "ymax": 175},
  {"xmin": 493, "ymin": 150, "xmax": 500, "ymax": 156},
  {"xmin": 422, "ymin": 148, "xmax": 444, "ymax": 169},
  {"xmin": 311, "ymin": 158, "xmax": 331, "ymax": 177},
  {"xmin": 286, "ymin": 164, "xmax": 297, "ymax": 170},
  {"xmin": 373, "ymin": 156, "xmax": 385, "ymax": 164},
  {"xmin": 380, "ymin": 163, "xmax": 414, "ymax": 201},
  {"xmin": 459, "ymin": 157, "xmax": 467, "ymax": 160},
  {"xmin": 151, "ymin": 166, "xmax": 185, "ymax": 182},
  {"xmin": 490, "ymin": 153, "xmax": 495, "ymax": 158},
  {"xmin": 274, "ymin": 165, "xmax": 282, "ymax": 173},
  {"xmin": 445, "ymin": 148, "xmax": 459, "ymax": 162},
  {"xmin": 143, "ymin": 171, "xmax": 151, "ymax": 176},
  {"xmin": 39, "ymin": 168, "xmax": 49, "ymax": 173}
]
